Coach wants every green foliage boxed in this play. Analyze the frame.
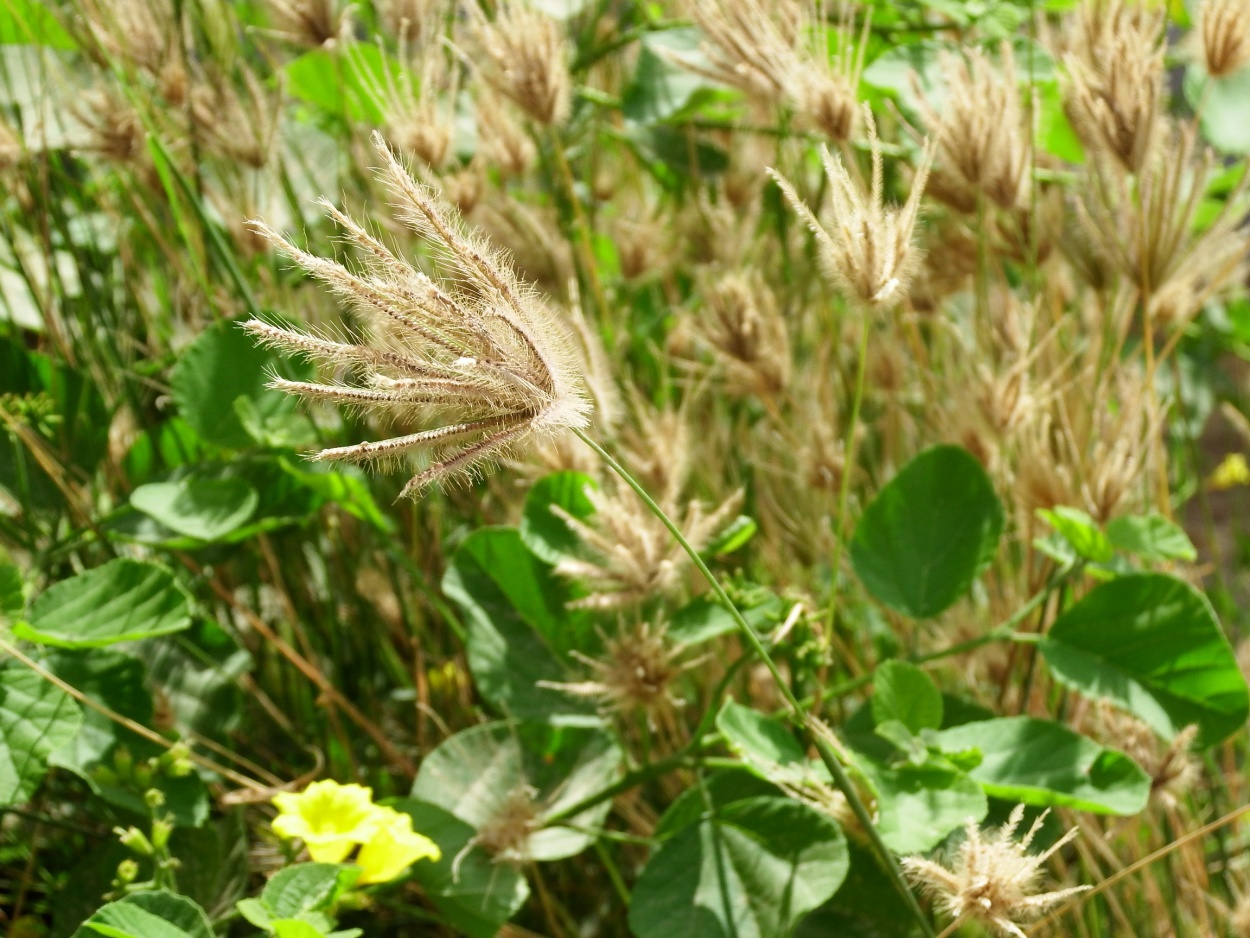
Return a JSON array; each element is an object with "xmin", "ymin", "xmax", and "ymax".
[
  {"xmin": 628, "ymin": 797, "xmax": 849, "ymax": 938},
  {"xmin": 72, "ymin": 891, "xmax": 212, "ymax": 938},
  {"xmin": 851, "ymin": 445, "xmax": 1004, "ymax": 618},
  {"xmin": 1041, "ymin": 573, "xmax": 1249, "ymax": 746},
  {"xmin": 934, "ymin": 717, "xmax": 1151, "ymax": 814},
  {"xmin": 15, "ymin": 559, "xmax": 191, "ymax": 648},
  {"xmin": 0, "ymin": 666, "xmax": 81, "ymax": 805}
]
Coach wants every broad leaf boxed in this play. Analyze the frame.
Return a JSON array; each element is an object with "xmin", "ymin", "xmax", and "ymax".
[
  {"xmin": 442, "ymin": 527, "xmax": 594, "ymax": 723},
  {"xmin": 75, "ymin": 891, "xmax": 212, "ymax": 938},
  {"xmin": 397, "ymin": 800, "xmax": 529, "ymax": 938},
  {"xmin": 411, "ymin": 721, "xmax": 622, "ymax": 862},
  {"xmin": 628, "ymin": 796, "xmax": 848, "ymax": 938},
  {"xmin": 872, "ymin": 661, "xmax": 943, "ymax": 734},
  {"xmin": 851, "ymin": 445, "xmax": 1004, "ymax": 619},
  {"xmin": 0, "ymin": 667, "xmax": 81, "ymax": 805},
  {"xmin": 1038, "ymin": 506, "xmax": 1112, "ymax": 563},
  {"xmin": 520, "ymin": 471, "xmax": 598, "ymax": 565},
  {"xmin": 934, "ymin": 717, "xmax": 1150, "ymax": 815},
  {"xmin": 1040, "ymin": 573, "xmax": 1248, "ymax": 746},
  {"xmin": 716, "ymin": 699, "xmax": 807, "ymax": 781},
  {"xmin": 1106, "ymin": 514, "xmax": 1197, "ymax": 562},
  {"xmin": 0, "ymin": 563, "xmax": 21, "ymax": 616},
  {"xmin": 0, "ymin": 0, "xmax": 76, "ymax": 49},
  {"xmin": 131, "ymin": 477, "xmax": 259, "ymax": 542},
  {"xmin": 16, "ymin": 559, "xmax": 191, "ymax": 648},
  {"xmin": 171, "ymin": 319, "xmax": 298, "ymax": 450},
  {"xmin": 866, "ymin": 762, "xmax": 987, "ymax": 855}
]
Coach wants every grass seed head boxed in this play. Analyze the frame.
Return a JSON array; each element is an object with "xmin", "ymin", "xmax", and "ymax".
[
  {"xmin": 769, "ymin": 106, "xmax": 934, "ymax": 310},
  {"xmin": 265, "ymin": 0, "xmax": 349, "ymax": 47},
  {"xmin": 465, "ymin": 0, "xmax": 571, "ymax": 127},
  {"xmin": 903, "ymin": 806, "xmax": 1090, "ymax": 938},
  {"xmin": 244, "ymin": 132, "xmax": 590, "ymax": 496},
  {"xmin": 1201, "ymin": 0, "xmax": 1250, "ymax": 78}
]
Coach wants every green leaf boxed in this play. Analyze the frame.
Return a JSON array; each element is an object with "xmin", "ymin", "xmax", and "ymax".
[
  {"xmin": 131, "ymin": 476, "xmax": 259, "ymax": 542},
  {"xmin": 628, "ymin": 796, "xmax": 849, "ymax": 938},
  {"xmin": 872, "ymin": 660, "xmax": 943, "ymax": 734},
  {"xmin": 705, "ymin": 515, "xmax": 758, "ymax": 557},
  {"xmin": 285, "ymin": 46, "xmax": 407, "ymax": 124},
  {"xmin": 653, "ymin": 769, "xmax": 781, "ymax": 841},
  {"xmin": 1188, "ymin": 66, "xmax": 1250, "ymax": 155},
  {"xmin": 851, "ymin": 445, "xmax": 1004, "ymax": 619},
  {"xmin": 77, "ymin": 892, "xmax": 212, "ymax": 938},
  {"xmin": 257, "ymin": 863, "xmax": 358, "ymax": 919},
  {"xmin": 1038, "ymin": 506, "xmax": 1113, "ymax": 563},
  {"xmin": 1106, "ymin": 514, "xmax": 1197, "ymax": 562},
  {"xmin": 411, "ymin": 721, "xmax": 622, "ymax": 862},
  {"xmin": 0, "ymin": 666, "xmax": 81, "ymax": 805},
  {"xmin": 934, "ymin": 717, "xmax": 1150, "ymax": 815},
  {"xmin": 622, "ymin": 28, "xmax": 735, "ymax": 124},
  {"xmin": 866, "ymin": 762, "xmax": 987, "ymax": 854},
  {"xmin": 1040, "ymin": 573, "xmax": 1248, "ymax": 746},
  {"xmin": 271, "ymin": 922, "xmax": 329, "ymax": 938},
  {"xmin": 716, "ymin": 699, "xmax": 807, "ymax": 780},
  {"xmin": 15, "ymin": 559, "xmax": 191, "ymax": 648},
  {"xmin": 668, "ymin": 590, "xmax": 783, "ymax": 645},
  {"xmin": 171, "ymin": 319, "xmax": 296, "ymax": 450},
  {"xmin": 396, "ymin": 800, "xmax": 529, "ymax": 938},
  {"xmin": 520, "ymin": 471, "xmax": 599, "ymax": 565},
  {"xmin": 442, "ymin": 527, "xmax": 594, "ymax": 723},
  {"xmin": 0, "ymin": 563, "xmax": 21, "ymax": 616},
  {"xmin": 0, "ymin": 0, "xmax": 76, "ymax": 49}
]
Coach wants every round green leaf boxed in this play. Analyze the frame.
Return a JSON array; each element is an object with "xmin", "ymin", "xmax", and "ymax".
[
  {"xmin": 933, "ymin": 717, "xmax": 1150, "ymax": 815},
  {"xmin": 443, "ymin": 527, "xmax": 595, "ymax": 723},
  {"xmin": 0, "ymin": 667, "xmax": 82, "ymax": 805},
  {"xmin": 73, "ymin": 891, "xmax": 212, "ymax": 938},
  {"xmin": 519, "ymin": 471, "xmax": 599, "ymax": 565},
  {"xmin": 396, "ymin": 800, "xmax": 529, "ymax": 938},
  {"xmin": 1040, "ymin": 573, "xmax": 1248, "ymax": 746},
  {"xmin": 411, "ymin": 722, "xmax": 622, "ymax": 862},
  {"xmin": 131, "ymin": 477, "xmax": 259, "ymax": 542},
  {"xmin": 872, "ymin": 660, "xmax": 943, "ymax": 734},
  {"xmin": 16, "ymin": 559, "xmax": 191, "ymax": 648},
  {"xmin": 865, "ymin": 762, "xmax": 987, "ymax": 855},
  {"xmin": 851, "ymin": 445, "xmax": 1004, "ymax": 619},
  {"xmin": 628, "ymin": 796, "xmax": 849, "ymax": 938}
]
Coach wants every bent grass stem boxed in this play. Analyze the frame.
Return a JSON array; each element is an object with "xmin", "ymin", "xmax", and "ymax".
[{"xmin": 572, "ymin": 427, "xmax": 937, "ymax": 938}]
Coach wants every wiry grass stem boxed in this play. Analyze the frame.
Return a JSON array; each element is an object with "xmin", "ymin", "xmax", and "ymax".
[{"xmin": 572, "ymin": 426, "xmax": 937, "ymax": 938}]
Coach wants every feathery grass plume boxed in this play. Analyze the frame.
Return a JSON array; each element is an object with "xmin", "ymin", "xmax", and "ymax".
[
  {"xmin": 464, "ymin": 0, "xmax": 571, "ymax": 127},
  {"xmin": 189, "ymin": 67, "xmax": 281, "ymax": 170},
  {"xmin": 768, "ymin": 106, "xmax": 934, "ymax": 309},
  {"xmin": 1063, "ymin": 0, "xmax": 1165, "ymax": 174},
  {"xmin": 1079, "ymin": 122, "xmax": 1250, "ymax": 329},
  {"xmin": 539, "ymin": 621, "xmax": 696, "ymax": 725},
  {"xmin": 243, "ymin": 132, "xmax": 590, "ymax": 497},
  {"xmin": 264, "ymin": 0, "xmax": 349, "ymax": 47},
  {"xmin": 678, "ymin": 0, "xmax": 801, "ymax": 104},
  {"xmin": 552, "ymin": 483, "xmax": 743, "ymax": 609},
  {"xmin": 0, "ymin": 117, "xmax": 23, "ymax": 172},
  {"xmin": 360, "ymin": 20, "xmax": 458, "ymax": 169},
  {"xmin": 788, "ymin": 3, "xmax": 870, "ymax": 143},
  {"xmin": 678, "ymin": 0, "xmax": 864, "ymax": 141},
  {"xmin": 918, "ymin": 43, "xmax": 1030, "ymax": 211},
  {"xmin": 1200, "ymin": 0, "xmax": 1250, "ymax": 79},
  {"xmin": 903, "ymin": 806, "xmax": 1090, "ymax": 938},
  {"xmin": 693, "ymin": 269, "xmax": 791, "ymax": 398},
  {"xmin": 74, "ymin": 87, "xmax": 147, "ymax": 166},
  {"xmin": 474, "ymin": 87, "xmax": 537, "ymax": 177},
  {"xmin": 77, "ymin": 0, "xmax": 176, "ymax": 78},
  {"xmin": 378, "ymin": 0, "xmax": 440, "ymax": 42}
]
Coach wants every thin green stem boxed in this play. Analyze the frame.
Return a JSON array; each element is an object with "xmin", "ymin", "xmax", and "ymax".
[
  {"xmin": 824, "ymin": 311, "xmax": 873, "ymax": 655},
  {"xmin": 572, "ymin": 427, "xmax": 936, "ymax": 938}
]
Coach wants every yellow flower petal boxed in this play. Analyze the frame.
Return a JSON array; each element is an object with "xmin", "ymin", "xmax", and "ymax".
[
  {"xmin": 271, "ymin": 780, "xmax": 384, "ymax": 864},
  {"xmin": 1209, "ymin": 453, "xmax": 1250, "ymax": 491},
  {"xmin": 355, "ymin": 807, "xmax": 442, "ymax": 885}
]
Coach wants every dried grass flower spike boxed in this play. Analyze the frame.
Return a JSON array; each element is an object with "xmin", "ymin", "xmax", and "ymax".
[{"xmin": 244, "ymin": 132, "xmax": 590, "ymax": 497}]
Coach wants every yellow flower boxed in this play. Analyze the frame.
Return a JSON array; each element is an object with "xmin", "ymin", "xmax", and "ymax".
[
  {"xmin": 1209, "ymin": 453, "xmax": 1250, "ymax": 491},
  {"xmin": 272, "ymin": 780, "xmax": 384, "ymax": 863},
  {"xmin": 355, "ymin": 807, "xmax": 442, "ymax": 885}
]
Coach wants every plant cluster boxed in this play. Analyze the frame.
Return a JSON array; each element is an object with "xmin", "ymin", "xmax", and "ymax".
[{"xmin": 1, "ymin": 0, "xmax": 1250, "ymax": 936}]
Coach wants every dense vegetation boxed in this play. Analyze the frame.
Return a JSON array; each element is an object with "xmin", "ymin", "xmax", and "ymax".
[{"xmin": 3, "ymin": 0, "xmax": 1250, "ymax": 935}]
